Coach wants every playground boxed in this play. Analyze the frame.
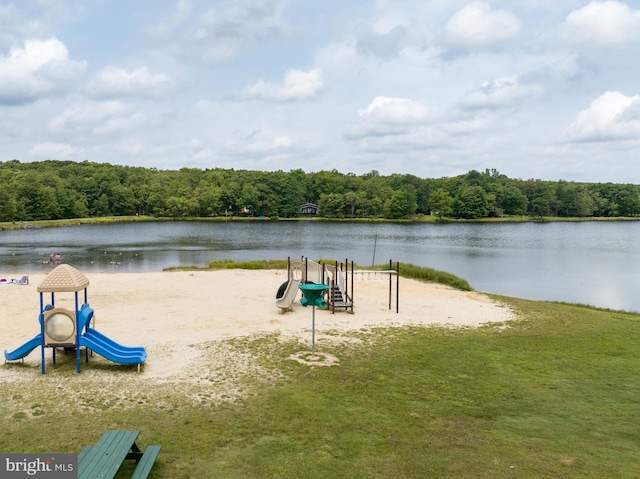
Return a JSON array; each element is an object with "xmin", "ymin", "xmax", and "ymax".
[
  {"xmin": 4, "ymin": 264, "xmax": 146, "ymax": 374},
  {"xmin": 1, "ymin": 266, "xmax": 514, "ymax": 379}
]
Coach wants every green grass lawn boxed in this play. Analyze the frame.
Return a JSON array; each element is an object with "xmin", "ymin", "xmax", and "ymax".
[{"xmin": 2, "ymin": 296, "xmax": 640, "ymax": 478}]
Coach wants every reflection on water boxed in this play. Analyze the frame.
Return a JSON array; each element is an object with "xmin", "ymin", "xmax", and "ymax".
[{"xmin": 1, "ymin": 220, "xmax": 639, "ymax": 312}]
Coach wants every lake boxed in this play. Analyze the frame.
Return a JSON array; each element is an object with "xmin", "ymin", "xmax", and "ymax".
[{"xmin": 1, "ymin": 220, "xmax": 639, "ymax": 312}]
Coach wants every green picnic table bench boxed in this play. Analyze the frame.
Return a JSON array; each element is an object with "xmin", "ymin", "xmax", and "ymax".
[{"xmin": 78, "ymin": 430, "xmax": 161, "ymax": 479}]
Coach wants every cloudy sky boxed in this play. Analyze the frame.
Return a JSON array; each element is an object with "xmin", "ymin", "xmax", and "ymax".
[{"xmin": 1, "ymin": 1, "xmax": 640, "ymax": 183}]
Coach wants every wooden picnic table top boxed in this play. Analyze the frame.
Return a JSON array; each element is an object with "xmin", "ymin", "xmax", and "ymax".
[{"xmin": 78, "ymin": 430, "xmax": 143, "ymax": 479}]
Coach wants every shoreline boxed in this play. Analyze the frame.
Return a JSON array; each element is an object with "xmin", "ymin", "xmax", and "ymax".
[{"xmin": 3, "ymin": 214, "xmax": 640, "ymax": 231}]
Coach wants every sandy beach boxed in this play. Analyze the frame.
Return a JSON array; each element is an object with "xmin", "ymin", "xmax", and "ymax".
[{"xmin": 1, "ymin": 269, "xmax": 515, "ymax": 381}]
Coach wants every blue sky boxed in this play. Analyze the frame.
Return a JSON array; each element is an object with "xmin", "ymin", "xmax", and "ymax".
[{"xmin": 1, "ymin": 0, "xmax": 639, "ymax": 183}]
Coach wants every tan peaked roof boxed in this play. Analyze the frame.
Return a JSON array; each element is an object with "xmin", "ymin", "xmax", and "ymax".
[{"xmin": 37, "ymin": 264, "xmax": 90, "ymax": 293}]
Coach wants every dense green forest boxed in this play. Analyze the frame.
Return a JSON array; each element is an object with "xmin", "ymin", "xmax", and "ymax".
[{"xmin": 1, "ymin": 159, "xmax": 639, "ymax": 221}]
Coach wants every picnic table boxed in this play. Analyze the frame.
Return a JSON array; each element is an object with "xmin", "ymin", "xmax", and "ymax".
[{"xmin": 78, "ymin": 430, "xmax": 161, "ymax": 479}]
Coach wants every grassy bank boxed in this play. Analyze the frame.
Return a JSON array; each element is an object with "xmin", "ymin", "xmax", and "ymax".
[
  {"xmin": 2, "ymin": 214, "xmax": 639, "ymax": 231},
  {"xmin": 2, "ymin": 291, "xmax": 640, "ymax": 477}
]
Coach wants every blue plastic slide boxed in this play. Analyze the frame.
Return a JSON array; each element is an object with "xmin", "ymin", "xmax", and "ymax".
[
  {"xmin": 4, "ymin": 334, "xmax": 42, "ymax": 361},
  {"xmin": 84, "ymin": 328, "xmax": 146, "ymax": 354},
  {"xmin": 79, "ymin": 329, "xmax": 147, "ymax": 365}
]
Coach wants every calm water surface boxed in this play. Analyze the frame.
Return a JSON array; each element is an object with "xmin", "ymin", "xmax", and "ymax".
[{"xmin": 1, "ymin": 221, "xmax": 639, "ymax": 312}]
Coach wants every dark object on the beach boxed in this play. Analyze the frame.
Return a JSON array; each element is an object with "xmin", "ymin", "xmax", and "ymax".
[{"xmin": 276, "ymin": 281, "xmax": 288, "ymax": 299}]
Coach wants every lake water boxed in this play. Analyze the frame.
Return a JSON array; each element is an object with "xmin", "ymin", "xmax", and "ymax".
[{"xmin": 1, "ymin": 220, "xmax": 639, "ymax": 312}]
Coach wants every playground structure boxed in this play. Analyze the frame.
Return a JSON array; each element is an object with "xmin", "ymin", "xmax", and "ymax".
[
  {"xmin": 4, "ymin": 264, "xmax": 147, "ymax": 374},
  {"xmin": 276, "ymin": 257, "xmax": 400, "ymax": 314}
]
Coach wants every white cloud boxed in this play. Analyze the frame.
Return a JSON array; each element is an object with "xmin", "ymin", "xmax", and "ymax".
[
  {"xmin": 345, "ymin": 97, "xmax": 429, "ymax": 140},
  {"xmin": 48, "ymin": 101, "xmax": 147, "ymax": 136},
  {"xmin": 361, "ymin": 96, "xmax": 428, "ymax": 123},
  {"xmin": 562, "ymin": 1, "xmax": 640, "ymax": 47},
  {"xmin": 443, "ymin": 2, "xmax": 521, "ymax": 50},
  {"xmin": 87, "ymin": 66, "xmax": 173, "ymax": 98},
  {"xmin": 241, "ymin": 68, "xmax": 324, "ymax": 101},
  {"xmin": 565, "ymin": 91, "xmax": 640, "ymax": 141},
  {"xmin": 0, "ymin": 37, "xmax": 85, "ymax": 105},
  {"xmin": 460, "ymin": 76, "xmax": 544, "ymax": 110}
]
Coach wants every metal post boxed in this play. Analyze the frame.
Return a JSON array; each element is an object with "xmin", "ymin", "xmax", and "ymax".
[
  {"xmin": 331, "ymin": 278, "xmax": 335, "ymax": 314},
  {"xmin": 311, "ymin": 305, "xmax": 316, "ymax": 358},
  {"xmin": 344, "ymin": 258, "xmax": 348, "ymax": 299},
  {"xmin": 372, "ymin": 234, "xmax": 377, "ymax": 267},
  {"xmin": 388, "ymin": 259, "xmax": 392, "ymax": 310},
  {"xmin": 350, "ymin": 260, "xmax": 354, "ymax": 313},
  {"xmin": 75, "ymin": 291, "xmax": 81, "ymax": 373},
  {"xmin": 40, "ymin": 293, "xmax": 45, "ymax": 375},
  {"xmin": 396, "ymin": 261, "xmax": 400, "ymax": 314}
]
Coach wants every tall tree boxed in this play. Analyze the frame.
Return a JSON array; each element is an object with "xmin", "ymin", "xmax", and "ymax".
[
  {"xmin": 428, "ymin": 189, "xmax": 453, "ymax": 220},
  {"xmin": 384, "ymin": 185, "xmax": 417, "ymax": 219},
  {"xmin": 453, "ymin": 185, "xmax": 488, "ymax": 219}
]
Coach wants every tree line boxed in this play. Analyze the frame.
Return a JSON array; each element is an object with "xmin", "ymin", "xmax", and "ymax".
[{"xmin": 1, "ymin": 160, "xmax": 639, "ymax": 222}]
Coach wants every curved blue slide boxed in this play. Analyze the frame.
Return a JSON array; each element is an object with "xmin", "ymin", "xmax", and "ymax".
[
  {"xmin": 4, "ymin": 334, "xmax": 42, "ymax": 361},
  {"xmin": 79, "ymin": 329, "xmax": 147, "ymax": 365}
]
